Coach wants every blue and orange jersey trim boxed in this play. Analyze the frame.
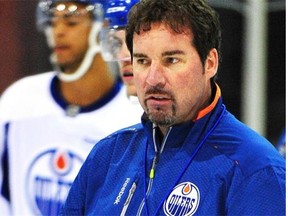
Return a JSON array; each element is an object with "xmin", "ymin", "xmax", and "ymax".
[{"xmin": 193, "ymin": 84, "xmax": 221, "ymax": 121}]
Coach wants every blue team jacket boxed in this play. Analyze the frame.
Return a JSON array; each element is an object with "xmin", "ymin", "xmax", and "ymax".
[{"xmin": 61, "ymin": 93, "xmax": 285, "ymax": 215}]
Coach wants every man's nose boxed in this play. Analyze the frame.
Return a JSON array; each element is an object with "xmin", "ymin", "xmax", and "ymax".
[{"xmin": 146, "ymin": 62, "xmax": 166, "ymax": 87}]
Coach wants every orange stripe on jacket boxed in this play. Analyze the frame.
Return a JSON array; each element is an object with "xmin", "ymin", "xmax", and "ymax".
[{"xmin": 193, "ymin": 84, "xmax": 221, "ymax": 121}]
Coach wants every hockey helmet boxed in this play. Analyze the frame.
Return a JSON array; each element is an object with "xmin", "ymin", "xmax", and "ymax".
[
  {"xmin": 100, "ymin": 0, "xmax": 139, "ymax": 61},
  {"xmin": 105, "ymin": 0, "xmax": 139, "ymax": 30},
  {"xmin": 36, "ymin": 0, "xmax": 106, "ymax": 32},
  {"xmin": 36, "ymin": 0, "xmax": 107, "ymax": 82}
]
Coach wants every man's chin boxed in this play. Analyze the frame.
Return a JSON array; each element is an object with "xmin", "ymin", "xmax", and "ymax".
[{"xmin": 148, "ymin": 112, "xmax": 175, "ymax": 127}]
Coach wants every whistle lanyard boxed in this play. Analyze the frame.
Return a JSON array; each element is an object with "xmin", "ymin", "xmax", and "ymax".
[{"xmin": 142, "ymin": 104, "xmax": 226, "ymax": 216}]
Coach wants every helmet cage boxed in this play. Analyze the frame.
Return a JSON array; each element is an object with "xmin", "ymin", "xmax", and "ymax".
[
  {"xmin": 36, "ymin": 0, "xmax": 104, "ymax": 32},
  {"xmin": 36, "ymin": 0, "xmax": 105, "ymax": 82},
  {"xmin": 100, "ymin": 27, "xmax": 128, "ymax": 62},
  {"xmin": 100, "ymin": 0, "xmax": 139, "ymax": 62}
]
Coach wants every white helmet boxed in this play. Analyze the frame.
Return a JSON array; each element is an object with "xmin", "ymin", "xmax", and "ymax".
[{"xmin": 36, "ymin": 0, "xmax": 106, "ymax": 82}]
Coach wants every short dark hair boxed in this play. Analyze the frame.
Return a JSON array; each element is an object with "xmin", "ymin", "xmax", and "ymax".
[{"xmin": 125, "ymin": 0, "xmax": 222, "ymax": 67}]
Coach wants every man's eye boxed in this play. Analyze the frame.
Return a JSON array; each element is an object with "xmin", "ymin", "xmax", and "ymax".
[
  {"xmin": 165, "ymin": 57, "xmax": 179, "ymax": 64},
  {"xmin": 66, "ymin": 21, "xmax": 78, "ymax": 26},
  {"xmin": 136, "ymin": 58, "xmax": 149, "ymax": 65},
  {"xmin": 64, "ymin": 17, "xmax": 82, "ymax": 26}
]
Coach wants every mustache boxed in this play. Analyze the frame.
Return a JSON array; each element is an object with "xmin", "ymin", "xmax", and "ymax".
[{"xmin": 145, "ymin": 86, "xmax": 174, "ymax": 98}]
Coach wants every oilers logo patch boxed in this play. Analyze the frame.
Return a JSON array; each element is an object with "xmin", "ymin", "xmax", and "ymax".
[
  {"xmin": 163, "ymin": 182, "xmax": 200, "ymax": 216},
  {"xmin": 25, "ymin": 148, "xmax": 84, "ymax": 215}
]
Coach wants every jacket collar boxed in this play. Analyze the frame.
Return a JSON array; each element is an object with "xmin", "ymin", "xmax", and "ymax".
[{"xmin": 141, "ymin": 83, "xmax": 223, "ymax": 150}]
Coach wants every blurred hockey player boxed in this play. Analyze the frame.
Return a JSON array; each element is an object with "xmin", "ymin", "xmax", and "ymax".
[
  {"xmin": 101, "ymin": 0, "xmax": 140, "ymax": 99},
  {"xmin": 0, "ymin": 0, "xmax": 142, "ymax": 215}
]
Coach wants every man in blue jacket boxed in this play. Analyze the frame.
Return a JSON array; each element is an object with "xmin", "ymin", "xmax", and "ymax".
[{"xmin": 61, "ymin": 0, "xmax": 286, "ymax": 215}]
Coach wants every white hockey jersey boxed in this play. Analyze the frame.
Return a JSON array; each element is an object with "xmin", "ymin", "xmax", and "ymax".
[{"xmin": 0, "ymin": 72, "xmax": 143, "ymax": 215}]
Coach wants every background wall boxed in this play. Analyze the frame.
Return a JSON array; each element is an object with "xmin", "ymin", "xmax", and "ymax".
[{"xmin": 0, "ymin": 0, "xmax": 285, "ymax": 144}]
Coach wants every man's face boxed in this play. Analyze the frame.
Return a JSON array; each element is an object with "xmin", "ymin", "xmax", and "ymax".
[
  {"xmin": 132, "ymin": 22, "xmax": 217, "ymax": 127},
  {"xmin": 114, "ymin": 30, "xmax": 137, "ymax": 96},
  {"xmin": 49, "ymin": 2, "xmax": 92, "ymax": 73}
]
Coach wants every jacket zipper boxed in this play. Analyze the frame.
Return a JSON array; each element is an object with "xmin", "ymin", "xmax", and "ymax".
[{"xmin": 136, "ymin": 126, "xmax": 172, "ymax": 216}]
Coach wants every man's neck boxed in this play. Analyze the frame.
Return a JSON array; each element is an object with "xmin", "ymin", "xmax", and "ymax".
[{"xmin": 59, "ymin": 58, "xmax": 116, "ymax": 107}]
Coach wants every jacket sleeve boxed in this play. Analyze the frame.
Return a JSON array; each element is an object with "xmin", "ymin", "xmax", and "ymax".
[
  {"xmin": 60, "ymin": 154, "xmax": 91, "ymax": 216},
  {"xmin": 227, "ymin": 166, "xmax": 285, "ymax": 215}
]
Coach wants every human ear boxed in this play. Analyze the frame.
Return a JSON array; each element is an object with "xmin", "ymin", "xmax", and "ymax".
[{"xmin": 205, "ymin": 48, "xmax": 218, "ymax": 78}]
